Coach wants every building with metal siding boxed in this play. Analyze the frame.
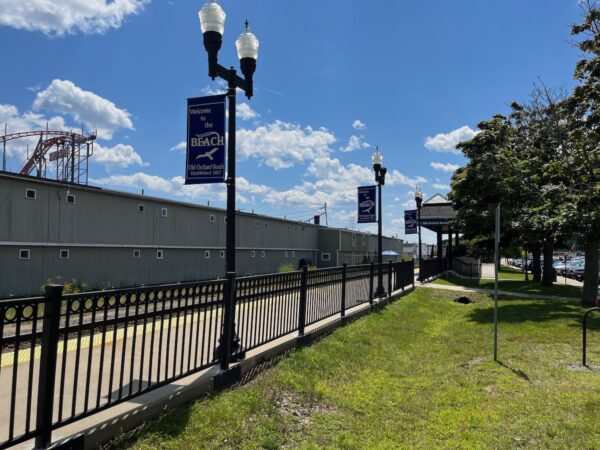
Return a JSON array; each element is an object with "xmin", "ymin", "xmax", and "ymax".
[{"xmin": 0, "ymin": 172, "xmax": 403, "ymax": 297}]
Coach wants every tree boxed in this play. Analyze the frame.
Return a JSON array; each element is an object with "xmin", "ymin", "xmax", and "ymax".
[{"xmin": 566, "ymin": 1, "xmax": 600, "ymax": 305}]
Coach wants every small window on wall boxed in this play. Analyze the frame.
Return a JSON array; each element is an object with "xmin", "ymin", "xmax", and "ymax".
[
  {"xmin": 156, "ymin": 250, "xmax": 164, "ymax": 260},
  {"xmin": 60, "ymin": 249, "xmax": 70, "ymax": 259},
  {"xmin": 66, "ymin": 194, "xmax": 75, "ymax": 204},
  {"xmin": 251, "ymin": 250, "xmax": 256, "ymax": 258},
  {"xmin": 209, "ymin": 214, "xmax": 216, "ymax": 223},
  {"xmin": 321, "ymin": 253, "xmax": 331, "ymax": 261},
  {"xmin": 291, "ymin": 251, "xmax": 296, "ymax": 257},
  {"xmin": 261, "ymin": 251, "xmax": 266, "ymax": 258},
  {"xmin": 133, "ymin": 249, "xmax": 141, "ymax": 258},
  {"xmin": 138, "ymin": 204, "xmax": 145, "ymax": 213},
  {"xmin": 284, "ymin": 251, "xmax": 288, "ymax": 258},
  {"xmin": 19, "ymin": 249, "xmax": 30, "ymax": 260},
  {"xmin": 161, "ymin": 207, "xmax": 168, "ymax": 217},
  {"xmin": 220, "ymin": 250, "xmax": 225, "ymax": 258},
  {"xmin": 205, "ymin": 250, "xmax": 211, "ymax": 259},
  {"xmin": 25, "ymin": 189, "xmax": 36, "ymax": 200},
  {"xmin": 223, "ymin": 216, "xmax": 227, "ymax": 224}
]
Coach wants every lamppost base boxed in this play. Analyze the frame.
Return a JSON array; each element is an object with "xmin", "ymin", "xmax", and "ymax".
[{"xmin": 374, "ymin": 285, "xmax": 386, "ymax": 298}]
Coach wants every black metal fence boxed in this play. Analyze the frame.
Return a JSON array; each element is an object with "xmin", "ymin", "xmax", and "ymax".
[
  {"xmin": 418, "ymin": 258, "xmax": 446, "ymax": 281},
  {"xmin": 452, "ymin": 258, "xmax": 482, "ymax": 278},
  {"xmin": 0, "ymin": 260, "xmax": 414, "ymax": 449}
]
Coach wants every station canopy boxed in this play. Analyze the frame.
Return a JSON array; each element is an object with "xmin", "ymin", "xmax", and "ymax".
[{"xmin": 419, "ymin": 193, "xmax": 457, "ymax": 233}]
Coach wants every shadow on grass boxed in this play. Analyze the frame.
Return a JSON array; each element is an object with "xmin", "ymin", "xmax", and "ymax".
[
  {"xmin": 497, "ymin": 360, "xmax": 531, "ymax": 382},
  {"xmin": 468, "ymin": 302, "xmax": 583, "ymax": 324}
]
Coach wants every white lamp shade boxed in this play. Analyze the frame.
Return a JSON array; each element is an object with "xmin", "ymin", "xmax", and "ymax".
[
  {"xmin": 372, "ymin": 148, "xmax": 382, "ymax": 165},
  {"xmin": 199, "ymin": 0, "xmax": 226, "ymax": 35},
  {"xmin": 236, "ymin": 26, "xmax": 259, "ymax": 60},
  {"xmin": 415, "ymin": 187, "xmax": 423, "ymax": 200}
]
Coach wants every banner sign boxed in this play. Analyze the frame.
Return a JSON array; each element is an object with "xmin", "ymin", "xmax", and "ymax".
[
  {"xmin": 185, "ymin": 94, "xmax": 226, "ymax": 184},
  {"xmin": 404, "ymin": 210, "xmax": 417, "ymax": 235},
  {"xmin": 357, "ymin": 186, "xmax": 377, "ymax": 223}
]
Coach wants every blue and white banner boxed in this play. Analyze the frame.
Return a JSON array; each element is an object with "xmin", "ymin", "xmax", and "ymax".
[
  {"xmin": 185, "ymin": 94, "xmax": 226, "ymax": 184},
  {"xmin": 404, "ymin": 210, "xmax": 418, "ymax": 235},
  {"xmin": 357, "ymin": 186, "xmax": 377, "ymax": 223}
]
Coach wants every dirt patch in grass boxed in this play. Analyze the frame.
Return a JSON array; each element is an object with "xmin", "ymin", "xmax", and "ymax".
[{"xmin": 271, "ymin": 388, "xmax": 339, "ymax": 429}]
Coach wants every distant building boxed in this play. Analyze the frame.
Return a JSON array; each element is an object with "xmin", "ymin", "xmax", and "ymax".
[{"xmin": 0, "ymin": 172, "xmax": 403, "ymax": 297}]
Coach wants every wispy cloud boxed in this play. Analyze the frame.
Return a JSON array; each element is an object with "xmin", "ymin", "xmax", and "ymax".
[
  {"xmin": 430, "ymin": 162, "xmax": 460, "ymax": 173},
  {"xmin": 424, "ymin": 126, "xmax": 477, "ymax": 154}
]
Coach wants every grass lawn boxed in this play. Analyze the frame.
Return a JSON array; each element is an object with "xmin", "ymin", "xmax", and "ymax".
[
  {"xmin": 434, "ymin": 275, "xmax": 582, "ymax": 299},
  {"xmin": 497, "ymin": 265, "xmax": 527, "ymax": 280},
  {"xmin": 114, "ymin": 288, "xmax": 600, "ymax": 449}
]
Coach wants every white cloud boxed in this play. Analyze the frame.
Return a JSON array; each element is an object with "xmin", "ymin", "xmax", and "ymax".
[
  {"xmin": 92, "ymin": 172, "xmax": 173, "ymax": 193},
  {"xmin": 424, "ymin": 126, "xmax": 477, "ymax": 154},
  {"xmin": 237, "ymin": 103, "xmax": 259, "ymax": 121},
  {"xmin": 91, "ymin": 173, "xmax": 269, "ymax": 205},
  {"xmin": 169, "ymin": 141, "xmax": 186, "ymax": 152},
  {"xmin": 430, "ymin": 162, "xmax": 460, "ymax": 173},
  {"xmin": 0, "ymin": 0, "xmax": 149, "ymax": 36},
  {"xmin": 432, "ymin": 183, "xmax": 450, "ymax": 191},
  {"xmin": 33, "ymin": 79, "xmax": 133, "ymax": 140},
  {"xmin": 264, "ymin": 156, "xmax": 427, "ymax": 210},
  {"xmin": 352, "ymin": 119, "xmax": 366, "ymax": 130},
  {"xmin": 93, "ymin": 143, "xmax": 147, "ymax": 170},
  {"xmin": 340, "ymin": 135, "xmax": 370, "ymax": 153},
  {"xmin": 237, "ymin": 120, "xmax": 336, "ymax": 169}
]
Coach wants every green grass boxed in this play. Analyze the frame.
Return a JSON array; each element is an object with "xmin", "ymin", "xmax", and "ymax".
[
  {"xmin": 434, "ymin": 275, "xmax": 582, "ymax": 299},
  {"xmin": 497, "ymin": 266, "xmax": 527, "ymax": 280},
  {"xmin": 116, "ymin": 289, "xmax": 600, "ymax": 449}
]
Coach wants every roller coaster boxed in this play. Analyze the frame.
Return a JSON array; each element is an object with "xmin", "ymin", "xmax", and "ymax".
[{"xmin": 1, "ymin": 128, "xmax": 96, "ymax": 185}]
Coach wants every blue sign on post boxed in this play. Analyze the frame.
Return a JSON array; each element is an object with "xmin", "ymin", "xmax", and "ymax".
[
  {"xmin": 404, "ymin": 210, "xmax": 417, "ymax": 234},
  {"xmin": 185, "ymin": 94, "xmax": 227, "ymax": 185},
  {"xmin": 357, "ymin": 186, "xmax": 377, "ymax": 223}
]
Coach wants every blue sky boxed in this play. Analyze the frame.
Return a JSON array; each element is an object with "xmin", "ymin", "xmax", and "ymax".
[{"xmin": 0, "ymin": 0, "xmax": 582, "ymax": 243}]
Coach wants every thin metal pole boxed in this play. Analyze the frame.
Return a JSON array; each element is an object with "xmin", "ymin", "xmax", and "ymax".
[
  {"xmin": 2, "ymin": 123, "xmax": 6, "ymax": 172},
  {"xmin": 218, "ymin": 73, "xmax": 240, "ymax": 369},
  {"xmin": 493, "ymin": 204, "xmax": 501, "ymax": 362},
  {"xmin": 226, "ymin": 74, "xmax": 236, "ymax": 275},
  {"xmin": 417, "ymin": 205, "xmax": 422, "ymax": 282},
  {"xmin": 375, "ymin": 182, "xmax": 385, "ymax": 297}
]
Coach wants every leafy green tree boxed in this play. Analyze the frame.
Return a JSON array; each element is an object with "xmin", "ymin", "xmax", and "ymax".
[{"xmin": 566, "ymin": 2, "xmax": 600, "ymax": 305}]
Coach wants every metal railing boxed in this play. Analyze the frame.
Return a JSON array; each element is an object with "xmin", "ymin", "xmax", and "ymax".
[
  {"xmin": 418, "ymin": 258, "xmax": 446, "ymax": 281},
  {"xmin": 0, "ymin": 260, "xmax": 414, "ymax": 449},
  {"xmin": 452, "ymin": 259, "xmax": 482, "ymax": 278},
  {"xmin": 582, "ymin": 307, "xmax": 600, "ymax": 367}
]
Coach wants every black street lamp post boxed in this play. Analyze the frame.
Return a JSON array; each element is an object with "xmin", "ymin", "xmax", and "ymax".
[
  {"xmin": 415, "ymin": 187, "xmax": 423, "ymax": 281},
  {"xmin": 372, "ymin": 148, "xmax": 387, "ymax": 298},
  {"xmin": 199, "ymin": 0, "xmax": 259, "ymax": 369}
]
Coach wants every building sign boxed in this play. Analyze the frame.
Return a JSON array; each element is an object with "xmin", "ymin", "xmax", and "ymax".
[
  {"xmin": 404, "ymin": 209, "xmax": 417, "ymax": 235},
  {"xmin": 357, "ymin": 186, "xmax": 377, "ymax": 223},
  {"xmin": 185, "ymin": 94, "xmax": 226, "ymax": 184},
  {"xmin": 420, "ymin": 218, "xmax": 449, "ymax": 226}
]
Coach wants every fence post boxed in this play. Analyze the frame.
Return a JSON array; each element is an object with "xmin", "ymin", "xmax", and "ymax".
[
  {"xmin": 412, "ymin": 260, "xmax": 415, "ymax": 288},
  {"xmin": 341, "ymin": 264, "xmax": 347, "ymax": 320},
  {"xmin": 35, "ymin": 284, "xmax": 63, "ymax": 449},
  {"xmin": 387, "ymin": 261, "xmax": 393, "ymax": 300},
  {"xmin": 298, "ymin": 266, "xmax": 308, "ymax": 337},
  {"xmin": 218, "ymin": 272, "xmax": 237, "ymax": 371},
  {"xmin": 369, "ymin": 262, "xmax": 374, "ymax": 306}
]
